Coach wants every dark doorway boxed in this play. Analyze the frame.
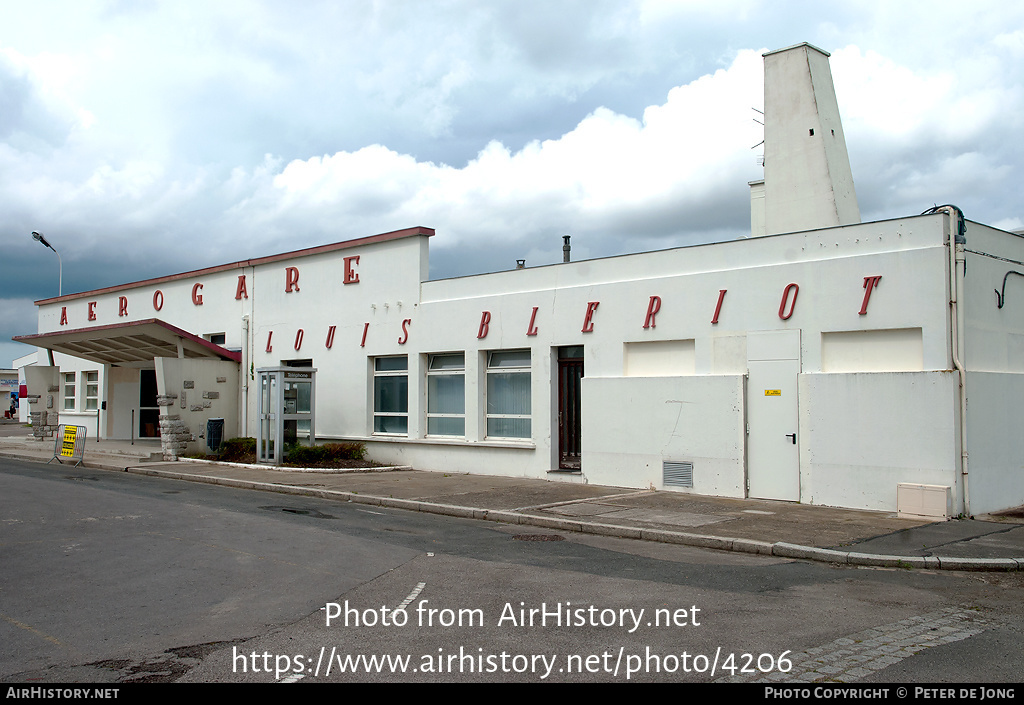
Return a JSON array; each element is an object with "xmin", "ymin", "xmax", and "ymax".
[
  {"xmin": 139, "ymin": 369, "xmax": 160, "ymax": 438},
  {"xmin": 557, "ymin": 346, "xmax": 583, "ymax": 470}
]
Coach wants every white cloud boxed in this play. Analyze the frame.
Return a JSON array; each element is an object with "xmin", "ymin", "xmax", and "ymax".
[
  {"xmin": 236, "ymin": 48, "xmax": 764, "ymax": 254},
  {"xmin": 6, "ymin": 1, "xmax": 1024, "ymax": 360}
]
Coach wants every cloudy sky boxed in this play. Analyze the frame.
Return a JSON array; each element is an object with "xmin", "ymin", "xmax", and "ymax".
[{"xmin": 4, "ymin": 1, "xmax": 1023, "ymax": 367}]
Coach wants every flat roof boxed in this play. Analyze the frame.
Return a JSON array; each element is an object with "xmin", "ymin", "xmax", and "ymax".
[
  {"xmin": 35, "ymin": 226, "xmax": 434, "ymax": 306},
  {"xmin": 13, "ymin": 319, "xmax": 242, "ymax": 366}
]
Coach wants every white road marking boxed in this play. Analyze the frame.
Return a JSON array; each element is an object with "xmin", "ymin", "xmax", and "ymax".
[{"xmin": 397, "ymin": 582, "xmax": 427, "ymax": 611}]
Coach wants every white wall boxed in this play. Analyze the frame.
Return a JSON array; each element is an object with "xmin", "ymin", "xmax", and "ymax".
[
  {"xmin": 107, "ymin": 365, "xmax": 139, "ymax": 440},
  {"xmin": 584, "ymin": 375, "xmax": 746, "ymax": 494},
  {"xmin": 155, "ymin": 357, "xmax": 240, "ymax": 456},
  {"xmin": 27, "ymin": 215, "xmax": 1005, "ymax": 512},
  {"xmin": 964, "ymin": 372, "xmax": 1024, "ymax": 515},
  {"xmin": 963, "ymin": 222, "xmax": 1024, "ymax": 373},
  {"xmin": 959, "ymin": 222, "xmax": 1024, "ymax": 514},
  {"xmin": 799, "ymin": 371, "xmax": 958, "ymax": 511}
]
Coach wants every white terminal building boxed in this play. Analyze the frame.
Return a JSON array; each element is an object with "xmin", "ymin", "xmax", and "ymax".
[{"xmin": 15, "ymin": 44, "xmax": 1024, "ymax": 519}]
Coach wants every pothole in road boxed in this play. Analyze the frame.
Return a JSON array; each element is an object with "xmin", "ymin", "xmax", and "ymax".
[
  {"xmin": 259, "ymin": 505, "xmax": 335, "ymax": 519},
  {"xmin": 63, "ymin": 475, "xmax": 99, "ymax": 481},
  {"xmin": 88, "ymin": 638, "xmax": 248, "ymax": 683}
]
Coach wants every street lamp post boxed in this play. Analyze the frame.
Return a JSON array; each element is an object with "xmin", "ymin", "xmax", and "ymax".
[{"xmin": 31, "ymin": 231, "xmax": 62, "ymax": 297}]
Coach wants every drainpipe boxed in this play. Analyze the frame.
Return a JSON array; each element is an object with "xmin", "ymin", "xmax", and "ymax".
[
  {"xmin": 241, "ymin": 314, "xmax": 249, "ymax": 437},
  {"xmin": 934, "ymin": 205, "xmax": 970, "ymax": 516}
]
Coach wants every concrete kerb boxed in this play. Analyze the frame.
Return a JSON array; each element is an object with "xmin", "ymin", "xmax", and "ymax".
[
  {"xmin": 935, "ymin": 556, "xmax": 1021, "ymax": 572},
  {"xmin": 183, "ymin": 457, "xmax": 414, "ymax": 473},
  {"xmin": 96, "ymin": 464, "xmax": 1021, "ymax": 573}
]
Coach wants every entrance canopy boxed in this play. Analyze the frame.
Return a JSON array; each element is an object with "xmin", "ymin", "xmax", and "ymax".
[{"xmin": 14, "ymin": 319, "xmax": 242, "ymax": 367}]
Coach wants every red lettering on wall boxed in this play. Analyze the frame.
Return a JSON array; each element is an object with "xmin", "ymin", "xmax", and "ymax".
[
  {"xmin": 265, "ymin": 331, "xmax": 273, "ymax": 353},
  {"xmin": 643, "ymin": 296, "xmax": 661, "ymax": 329},
  {"xmin": 711, "ymin": 289, "xmax": 727, "ymax": 324},
  {"xmin": 344, "ymin": 256, "xmax": 360, "ymax": 284},
  {"xmin": 60, "ymin": 307, "xmax": 68, "ymax": 326},
  {"xmin": 285, "ymin": 267, "xmax": 300, "ymax": 292},
  {"xmin": 88, "ymin": 302, "xmax": 97, "ymax": 321},
  {"xmin": 294, "ymin": 329, "xmax": 304, "ymax": 351},
  {"xmin": 191, "ymin": 283, "xmax": 204, "ymax": 306},
  {"xmin": 859, "ymin": 275, "xmax": 882, "ymax": 315},
  {"xmin": 527, "ymin": 306, "xmax": 539, "ymax": 336},
  {"xmin": 153, "ymin": 290, "xmax": 164, "ymax": 311},
  {"xmin": 118, "ymin": 296, "xmax": 128, "ymax": 317},
  {"xmin": 477, "ymin": 311, "xmax": 491, "ymax": 339},
  {"xmin": 398, "ymin": 319, "xmax": 411, "ymax": 345},
  {"xmin": 778, "ymin": 283, "xmax": 799, "ymax": 320},
  {"xmin": 325, "ymin": 325, "xmax": 337, "ymax": 349},
  {"xmin": 581, "ymin": 301, "xmax": 600, "ymax": 333},
  {"xmin": 361, "ymin": 322, "xmax": 369, "ymax": 347},
  {"xmin": 235, "ymin": 275, "xmax": 248, "ymax": 300}
]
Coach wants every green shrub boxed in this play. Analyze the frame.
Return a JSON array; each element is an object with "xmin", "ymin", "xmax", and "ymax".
[
  {"xmin": 324, "ymin": 442, "xmax": 366, "ymax": 461},
  {"xmin": 220, "ymin": 437, "xmax": 256, "ymax": 462},
  {"xmin": 285, "ymin": 443, "xmax": 327, "ymax": 465},
  {"xmin": 284, "ymin": 442, "xmax": 366, "ymax": 465}
]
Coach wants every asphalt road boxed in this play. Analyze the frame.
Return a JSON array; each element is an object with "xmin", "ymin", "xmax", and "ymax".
[{"xmin": 2, "ymin": 458, "xmax": 1023, "ymax": 683}]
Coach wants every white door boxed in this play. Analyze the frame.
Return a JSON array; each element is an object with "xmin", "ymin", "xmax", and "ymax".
[{"xmin": 747, "ymin": 331, "xmax": 801, "ymax": 501}]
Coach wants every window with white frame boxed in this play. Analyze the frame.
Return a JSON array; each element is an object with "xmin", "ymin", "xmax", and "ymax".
[
  {"xmin": 426, "ymin": 353, "xmax": 465, "ymax": 436},
  {"xmin": 63, "ymin": 372, "xmax": 76, "ymax": 410},
  {"xmin": 485, "ymin": 349, "xmax": 531, "ymax": 439},
  {"xmin": 85, "ymin": 371, "xmax": 99, "ymax": 411},
  {"xmin": 373, "ymin": 356, "xmax": 408, "ymax": 434}
]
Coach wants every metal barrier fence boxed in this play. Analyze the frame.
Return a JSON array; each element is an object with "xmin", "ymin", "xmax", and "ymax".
[{"xmin": 50, "ymin": 424, "xmax": 87, "ymax": 467}]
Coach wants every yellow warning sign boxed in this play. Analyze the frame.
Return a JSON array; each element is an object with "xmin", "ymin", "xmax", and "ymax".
[
  {"xmin": 764, "ymin": 389, "xmax": 782, "ymax": 396},
  {"xmin": 61, "ymin": 426, "xmax": 77, "ymax": 456}
]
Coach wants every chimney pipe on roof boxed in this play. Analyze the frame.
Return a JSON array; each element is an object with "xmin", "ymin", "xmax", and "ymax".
[
  {"xmin": 516, "ymin": 259, "xmax": 526, "ymax": 269},
  {"xmin": 563, "ymin": 235, "xmax": 571, "ymax": 263}
]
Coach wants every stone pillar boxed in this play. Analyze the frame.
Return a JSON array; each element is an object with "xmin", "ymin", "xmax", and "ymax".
[
  {"xmin": 157, "ymin": 393, "xmax": 191, "ymax": 461},
  {"xmin": 30, "ymin": 409, "xmax": 57, "ymax": 439}
]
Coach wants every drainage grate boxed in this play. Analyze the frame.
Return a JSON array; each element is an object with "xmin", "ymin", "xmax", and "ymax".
[{"xmin": 663, "ymin": 461, "xmax": 694, "ymax": 488}]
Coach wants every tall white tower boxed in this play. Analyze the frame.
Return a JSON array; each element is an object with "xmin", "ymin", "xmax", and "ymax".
[{"xmin": 759, "ymin": 43, "xmax": 860, "ymax": 236}]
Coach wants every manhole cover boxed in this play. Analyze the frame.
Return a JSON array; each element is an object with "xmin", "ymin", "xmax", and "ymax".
[{"xmin": 512, "ymin": 534, "xmax": 564, "ymax": 541}]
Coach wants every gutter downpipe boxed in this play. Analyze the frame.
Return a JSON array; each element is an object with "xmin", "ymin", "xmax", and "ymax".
[
  {"xmin": 241, "ymin": 314, "xmax": 250, "ymax": 437},
  {"xmin": 942, "ymin": 206, "xmax": 970, "ymax": 516}
]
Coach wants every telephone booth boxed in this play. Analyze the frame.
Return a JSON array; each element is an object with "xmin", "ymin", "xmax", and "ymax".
[{"xmin": 256, "ymin": 367, "xmax": 316, "ymax": 465}]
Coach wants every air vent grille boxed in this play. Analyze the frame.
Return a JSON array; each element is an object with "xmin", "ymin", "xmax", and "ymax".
[{"xmin": 663, "ymin": 461, "xmax": 693, "ymax": 488}]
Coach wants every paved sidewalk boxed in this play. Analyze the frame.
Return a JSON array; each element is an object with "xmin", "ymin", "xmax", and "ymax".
[{"xmin": 2, "ymin": 423, "xmax": 1023, "ymax": 571}]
